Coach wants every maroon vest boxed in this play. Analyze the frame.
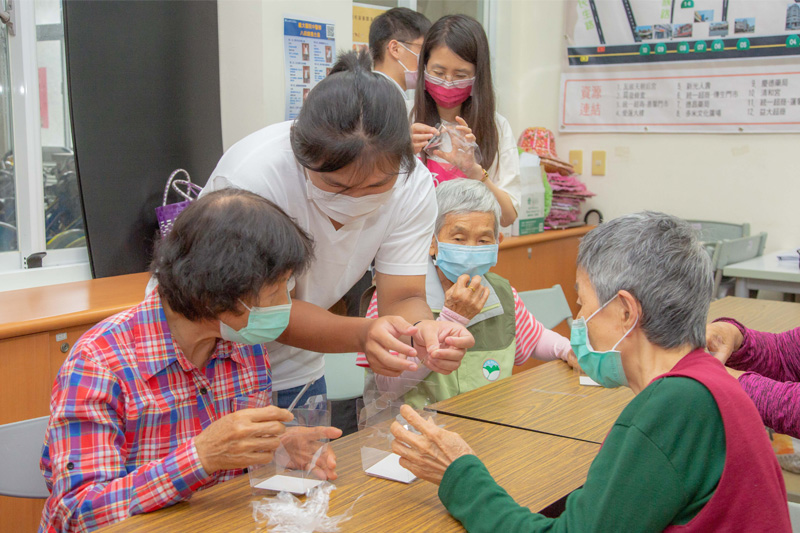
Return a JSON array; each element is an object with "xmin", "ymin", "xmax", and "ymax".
[{"xmin": 659, "ymin": 349, "xmax": 790, "ymax": 532}]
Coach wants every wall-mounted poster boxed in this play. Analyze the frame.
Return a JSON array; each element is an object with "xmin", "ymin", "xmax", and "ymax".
[
  {"xmin": 284, "ymin": 17, "xmax": 336, "ymax": 120},
  {"xmin": 560, "ymin": 65, "xmax": 800, "ymax": 133},
  {"xmin": 353, "ymin": 3, "xmax": 389, "ymax": 53},
  {"xmin": 567, "ymin": 0, "xmax": 800, "ymax": 66}
]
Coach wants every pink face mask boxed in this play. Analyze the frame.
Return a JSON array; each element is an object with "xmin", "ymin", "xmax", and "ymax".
[{"xmin": 424, "ymin": 71, "xmax": 474, "ymax": 108}]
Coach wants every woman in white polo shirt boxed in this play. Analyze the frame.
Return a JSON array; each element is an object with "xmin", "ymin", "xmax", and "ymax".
[{"xmin": 203, "ymin": 50, "xmax": 473, "ymax": 408}]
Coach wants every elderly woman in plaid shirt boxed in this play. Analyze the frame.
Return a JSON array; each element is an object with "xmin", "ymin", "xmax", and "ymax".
[{"xmin": 39, "ymin": 189, "xmax": 337, "ymax": 532}]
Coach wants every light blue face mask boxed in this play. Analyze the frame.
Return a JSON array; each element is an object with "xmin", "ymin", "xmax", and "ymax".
[
  {"xmin": 570, "ymin": 294, "xmax": 638, "ymax": 388},
  {"xmin": 220, "ymin": 290, "xmax": 292, "ymax": 345},
  {"xmin": 434, "ymin": 239, "xmax": 499, "ymax": 284}
]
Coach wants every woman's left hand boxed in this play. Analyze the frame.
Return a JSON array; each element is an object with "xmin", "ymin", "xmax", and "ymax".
[
  {"xmin": 390, "ymin": 404, "xmax": 475, "ymax": 485},
  {"xmin": 433, "ymin": 116, "xmax": 482, "ymax": 177}
]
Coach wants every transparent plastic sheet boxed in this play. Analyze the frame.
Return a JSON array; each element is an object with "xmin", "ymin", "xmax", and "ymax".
[
  {"xmin": 251, "ymin": 482, "xmax": 357, "ymax": 533},
  {"xmin": 248, "ymin": 395, "xmax": 334, "ymax": 495},
  {"xmin": 422, "ymin": 120, "xmax": 482, "ymax": 175},
  {"xmin": 356, "ymin": 380, "xmax": 441, "ymax": 483}
]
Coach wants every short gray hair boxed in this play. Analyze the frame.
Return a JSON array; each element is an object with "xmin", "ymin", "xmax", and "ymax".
[
  {"xmin": 434, "ymin": 179, "xmax": 501, "ymax": 238},
  {"xmin": 577, "ymin": 211, "xmax": 713, "ymax": 349}
]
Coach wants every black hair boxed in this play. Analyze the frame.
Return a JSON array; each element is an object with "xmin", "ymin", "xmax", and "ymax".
[
  {"xmin": 412, "ymin": 15, "xmax": 499, "ymax": 170},
  {"xmin": 151, "ymin": 189, "xmax": 314, "ymax": 321},
  {"xmin": 369, "ymin": 7, "xmax": 432, "ymax": 64},
  {"xmin": 290, "ymin": 49, "xmax": 415, "ymax": 186}
]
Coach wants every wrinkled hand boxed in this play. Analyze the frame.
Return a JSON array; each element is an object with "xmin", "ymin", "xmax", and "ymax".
[
  {"xmin": 390, "ymin": 405, "xmax": 475, "ymax": 485},
  {"xmin": 444, "ymin": 274, "xmax": 490, "ymax": 321},
  {"xmin": 412, "ymin": 123, "xmax": 439, "ymax": 154},
  {"xmin": 564, "ymin": 350, "xmax": 580, "ymax": 370},
  {"xmin": 194, "ymin": 406, "xmax": 293, "ymax": 473},
  {"xmin": 705, "ymin": 322, "xmax": 744, "ymax": 365},
  {"xmin": 275, "ymin": 425, "xmax": 343, "ymax": 480},
  {"xmin": 363, "ymin": 316, "xmax": 421, "ymax": 377},
  {"xmin": 726, "ymin": 367, "xmax": 745, "ymax": 379},
  {"xmin": 412, "ymin": 320, "xmax": 475, "ymax": 374},
  {"xmin": 433, "ymin": 117, "xmax": 480, "ymax": 175}
]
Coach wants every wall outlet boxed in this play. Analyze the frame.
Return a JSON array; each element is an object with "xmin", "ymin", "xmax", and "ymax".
[
  {"xmin": 568, "ymin": 150, "xmax": 583, "ymax": 174},
  {"xmin": 591, "ymin": 150, "xmax": 606, "ymax": 176}
]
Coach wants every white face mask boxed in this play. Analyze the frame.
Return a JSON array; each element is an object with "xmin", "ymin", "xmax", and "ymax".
[
  {"xmin": 305, "ymin": 174, "xmax": 397, "ymax": 225},
  {"xmin": 396, "ymin": 42, "xmax": 419, "ymax": 90}
]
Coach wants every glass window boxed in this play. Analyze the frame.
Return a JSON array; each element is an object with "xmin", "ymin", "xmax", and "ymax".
[
  {"xmin": 0, "ymin": 1, "xmax": 16, "ymax": 253},
  {"xmin": 35, "ymin": 0, "xmax": 83, "ymax": 250}
]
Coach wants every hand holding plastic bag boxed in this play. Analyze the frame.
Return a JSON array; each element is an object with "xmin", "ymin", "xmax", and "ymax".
[{"xmin": 423, "ymin": 117, "xmax": 482, "ymax": 176}]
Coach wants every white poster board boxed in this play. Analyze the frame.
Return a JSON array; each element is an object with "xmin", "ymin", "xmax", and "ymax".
[{"xmin": 560, "ymin": 65, "xmax": 800, "ymax": 133}]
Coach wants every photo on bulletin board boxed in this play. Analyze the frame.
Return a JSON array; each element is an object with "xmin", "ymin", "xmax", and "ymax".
[{"xmin": 283, "ymin": 16, "xmax": 336, "ymax": 120}]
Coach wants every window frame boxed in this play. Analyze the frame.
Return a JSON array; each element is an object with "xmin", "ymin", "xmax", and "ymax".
[{"xmin": 0, "ymin": 0, "xmax": 89, "ymax": 291}]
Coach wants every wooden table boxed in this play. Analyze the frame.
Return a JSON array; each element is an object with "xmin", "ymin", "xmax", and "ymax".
[
  {"xmin": 430, "ymin": 362, "xmax": 633, "ymax": 444},
  {"xmin": 103, "ymin": 414, "xmax": 599, "ymax": 532},
  {"xmin": 722, "ymin": 252, "xmax": 800, "ymax": 298}
]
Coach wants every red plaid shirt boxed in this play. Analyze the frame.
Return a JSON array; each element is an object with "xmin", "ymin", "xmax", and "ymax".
[{"xmin": 39, "ymin": 290, "xmax": 272, "ymax": 532}]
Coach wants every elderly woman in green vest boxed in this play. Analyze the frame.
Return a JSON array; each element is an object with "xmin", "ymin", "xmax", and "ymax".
[
  {"xmin": 356, "ymin": 179, "xmax": 572, "ymax": 406},
  {"xmin": 388, "ymin": 212, "xmax": 790, "ymax": 532}
]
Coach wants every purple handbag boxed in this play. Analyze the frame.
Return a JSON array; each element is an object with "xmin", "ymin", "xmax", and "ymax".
[{"xmin": 155, "ymin": 169, "xmax": 203, "ymax": 237}]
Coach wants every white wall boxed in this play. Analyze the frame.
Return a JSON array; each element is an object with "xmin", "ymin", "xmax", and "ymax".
[
  {"xmin": 219, "ymin": 0, "xmax": 799, "ymax": 252},
  {"xmin": 493, "ymin": 0, "xmax": 799, "ymax": 253},
  {"xmin": 218, "ymin": 0, "xmax": 353, "ymax": 150}
]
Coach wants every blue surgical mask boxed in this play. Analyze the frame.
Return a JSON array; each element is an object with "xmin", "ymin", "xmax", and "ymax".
[
  {"xmin": 220, "ymin": 291, "xmax": 292, "ymax": 345},
  {"xmin": 434, "ymin": 239, "xmax": 499, "ymax": 284},
  {"xmin": 569, "ymin": 294, "xmax": 638, "ymax": 388}
]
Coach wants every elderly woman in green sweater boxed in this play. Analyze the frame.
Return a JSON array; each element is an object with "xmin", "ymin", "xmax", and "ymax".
[{"xmin": 390, "ymin": 212, "xmax": 791, "ymax": 532}]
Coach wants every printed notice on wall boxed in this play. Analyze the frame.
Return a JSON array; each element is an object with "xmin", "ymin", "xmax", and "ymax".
[
  {"xmin": 284, "ymin": 17, "xmax": 336, "ymax": 120},
  {"xmin": 567, "ymin": 0, "xmax": 800, "ymax": 66},
  {"xmin": 560, "ymin": 66, "xmax": 800, "ymax": 133}
]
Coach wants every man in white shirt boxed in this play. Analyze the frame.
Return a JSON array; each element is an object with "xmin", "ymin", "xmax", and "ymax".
[
  {"xmin": 203, "ymin": 51, "xmax": 473, "ymax": 408},
  {"xmin": 369, "ymin": 8, "xmax": 430, "ymax": 100}
]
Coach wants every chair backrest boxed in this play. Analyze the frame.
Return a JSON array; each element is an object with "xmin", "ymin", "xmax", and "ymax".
[
  {"xmin": 710, "ymin": 232, "xmax": 768, "ymax": 297},
  {"xmin": 789, "ymin": 500, "xmax": 800, "ymax": 533},
  {"xmin": 0, "ymin": 416, "xmax": 51, "ymax": 498},
  {"xmin": 517, "ymin": 284, "xmax": 573, "ymax": 330},
  {"xmin": 686, "ymin": 219, "xmax": 751, "ymax": 242},
  {"xmin": 323, "ymin": 353, "xmax": 365, "ymax": 401}
]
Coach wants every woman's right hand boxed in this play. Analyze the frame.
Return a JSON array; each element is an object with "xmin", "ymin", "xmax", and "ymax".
[
  {"xmin": 194, "ymin": 406, "xmax": 294, "ymax": 473},
  {"xmin": 444, "ymin": 274, "xmax": 490, "ymax": 321},
  {"xmin": 411, "ymin": 123, "xmax": 439, "ymax": 154},
  {"xmin": 705, "ymin": 321, "xmax": 744, "ymax": 365}
]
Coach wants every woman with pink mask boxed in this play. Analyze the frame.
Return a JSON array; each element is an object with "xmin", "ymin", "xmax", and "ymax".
[{"xmin": 410, "ymin": 15, "xmax": 520, "ymax": 227}]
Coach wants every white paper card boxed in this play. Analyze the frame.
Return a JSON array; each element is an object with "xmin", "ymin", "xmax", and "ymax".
[
  {"xmin": 254, "ymin": 474, "xmax": 324, "ymax": 494},
  {"xmin": 365, "ymin": 453, "xmax": 417, "ymax": 483},
  {"xmin": 579, "ymin": 375, "xmax": 600, "ymax": 387}
]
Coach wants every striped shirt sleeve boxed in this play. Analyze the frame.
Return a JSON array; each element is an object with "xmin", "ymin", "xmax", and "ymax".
[{"xmin": 513, "ymin": 287, "xmax": 544, "ymax": 365}]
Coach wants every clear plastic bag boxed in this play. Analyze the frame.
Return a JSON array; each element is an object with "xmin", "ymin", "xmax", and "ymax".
[
  {"xmin": 356, "ymin": 389, "xmax": 439, "ymax": 483},
  {"xmin": 248, "ymin": 395, "xmax": 335, "ymax": 495},
  {"xmin": 422, "ymin": 120, "xmax": 482, "ymax": 180},
  {"xmin": 251, "ymin": 481, "xmax": 354, "ymax": 533}
]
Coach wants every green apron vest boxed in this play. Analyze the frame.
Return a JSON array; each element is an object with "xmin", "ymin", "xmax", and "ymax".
[{"xmin": 404, "ymin": 272, "xmax": 517, "ymax": 408}]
